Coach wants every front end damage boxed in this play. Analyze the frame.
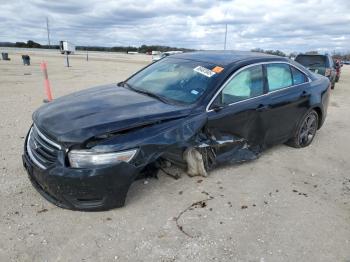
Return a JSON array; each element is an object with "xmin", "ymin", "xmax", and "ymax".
[{"xmin": 23, "ymin": 113, "xmax": 261, "ymax": 211}]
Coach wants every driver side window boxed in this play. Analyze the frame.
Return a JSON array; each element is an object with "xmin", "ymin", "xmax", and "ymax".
[{"xmin": 220, "ymin": 65, "xmax": 264, "ymax": 105}]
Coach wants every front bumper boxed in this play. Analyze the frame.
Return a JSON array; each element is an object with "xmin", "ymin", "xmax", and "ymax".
[{"xmin": 22, "ymin": 143, "xmax": 140, "ymax": 211}]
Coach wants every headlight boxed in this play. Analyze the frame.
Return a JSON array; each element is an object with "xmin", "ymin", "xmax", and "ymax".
[{"xmin": 68, "ymin": 149, "xmax": 137, "ymax": 168}]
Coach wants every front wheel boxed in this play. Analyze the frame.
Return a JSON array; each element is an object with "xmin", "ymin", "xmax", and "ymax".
[{"xmin": 287, "ymin": 110, "xmax": 318, "ymax": 148}]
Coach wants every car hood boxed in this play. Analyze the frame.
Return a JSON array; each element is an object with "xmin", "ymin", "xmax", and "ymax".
[{"xmin": 33, "ymin": 84, "xmax": 192, "ymax": 144}]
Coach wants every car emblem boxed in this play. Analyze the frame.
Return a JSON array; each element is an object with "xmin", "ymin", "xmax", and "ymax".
[{"xmin": 33, "ymin": 140, "xmax": 39, "ymax": 150}]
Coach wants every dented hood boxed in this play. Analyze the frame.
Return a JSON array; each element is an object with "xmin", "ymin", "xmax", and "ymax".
[{"xmin": 33, "ymin": 84, "xmax": 192, "ymax": 143}]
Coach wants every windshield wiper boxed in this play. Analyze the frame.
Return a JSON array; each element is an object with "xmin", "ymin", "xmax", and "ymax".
[
  {"xmin": 121, "ymin": 82, "xmax": 170, "ymax": 104},
  {"xmin": 134, "ymin": 89, "xmax": 171, "ymax": 104}
]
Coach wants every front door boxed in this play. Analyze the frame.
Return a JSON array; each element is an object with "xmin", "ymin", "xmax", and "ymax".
[{"xmin": 206, "ymin": 64, "xmax": 267, "ymax": 147}]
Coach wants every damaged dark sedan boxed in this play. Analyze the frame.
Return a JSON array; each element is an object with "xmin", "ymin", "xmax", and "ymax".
[{"xmin": 22, "ymin": 51, "xmax": 331, "ymax": 211}]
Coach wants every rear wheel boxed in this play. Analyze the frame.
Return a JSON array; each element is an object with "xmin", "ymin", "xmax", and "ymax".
[
  {"xmin": 287, "ymin": 110, "xmax": 318, "ymax": 148},
  {"xmin": 332, "ymin": 76, "xmax": 337, "ymax": 89}
]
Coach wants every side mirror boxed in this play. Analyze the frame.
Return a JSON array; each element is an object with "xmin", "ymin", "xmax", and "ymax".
[
  {"xmin": 117, "ymin": 81, "xmax": 124, "ymax": 87},
  {"xmin": 210, "ymin": 94, "xmax": 225, "ymax": 112},
  {"xmin": 210, "ymin": 101, "xmax": 225, "ymax": 112}
]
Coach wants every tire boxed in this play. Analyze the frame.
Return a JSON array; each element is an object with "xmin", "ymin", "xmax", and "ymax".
[
  {"xmin": 287, "ymin": 110, "xmax": 319, "ymax": 148},
  {"xmin": 330, "ymin": 75, "xmax": 336, "ymax": 89}
]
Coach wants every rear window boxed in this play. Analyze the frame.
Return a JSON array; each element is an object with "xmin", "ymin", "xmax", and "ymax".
[
  {"xmin": 291, "ymin": 66, "xmax": 307, "ymax": 85},
  {"xmin": 295, "ymin": 55, "xmax": 327, "ymax": 68}
]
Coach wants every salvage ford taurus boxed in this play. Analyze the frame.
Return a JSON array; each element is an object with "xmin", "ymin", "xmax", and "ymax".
[{"xmin": 22, "ymin": 51, "xmax": 330, "ymax": 211}]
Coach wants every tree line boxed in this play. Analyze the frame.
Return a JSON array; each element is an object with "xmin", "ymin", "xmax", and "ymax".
[
  {"xmin": 1, "ymin": 40, "xmax": 349, "ymax": 60},
  {"xmin": 0, "ymin": 40, "xmax": 194, "ymax": 53}
]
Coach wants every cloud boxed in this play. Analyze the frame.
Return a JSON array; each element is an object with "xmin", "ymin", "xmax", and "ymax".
[{"xmin": 0, "ymin": 0, "xmax": 349, "ymax": 53}]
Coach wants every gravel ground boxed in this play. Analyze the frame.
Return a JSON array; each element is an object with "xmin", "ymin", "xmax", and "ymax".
[{"xmin": 0, "ymin": 49, "xmax": 349, "ymax": 262}]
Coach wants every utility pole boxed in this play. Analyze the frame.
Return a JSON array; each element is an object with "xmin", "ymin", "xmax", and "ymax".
[
  {"xmin": 46, "ymin": 17, "xmax": 51, "ymax": 48},
  {"xmin": 224, "ymin": 23, "xmax": 227, "ymax": 50}
]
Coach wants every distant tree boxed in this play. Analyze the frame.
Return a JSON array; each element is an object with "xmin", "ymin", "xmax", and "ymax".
[
  {"xmin": 14, "ymin": 40, "xmax": 41, "ymax": 48},
  {"xmin": 251, "ymin": 48, "xmax": 286, "ymax": 57},
  {"xmin": 331, "ymin": 51, "xmax": 343, "ymax": 60},
  {"xmin": 0, "ymin": 42, "xmax": 15, "ymax": 47},
  {"xmin": 265, "ymin": 50, "xmax": 286, "ymax": 57},
  {"xmin": 289, "ymin": 52, "xmax": 298, "ymax": 59},
  {"xmin": 15, "ymin": 42, "xmax": 27, "ymax": 47},
  {"xmin": 26, "ymin": 40, "xmax": 41, "ymax": 48},
  {"xmin": 251, "ymin": 48, "xmax": 265, "ymax": 53},
  {"xmin": 137, "ymin": 45, "xmax": 194, "ymax": 53}
]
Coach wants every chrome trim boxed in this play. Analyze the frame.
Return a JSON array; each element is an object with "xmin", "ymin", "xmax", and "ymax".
[
  {"xmin": 33, "ymin": 125, "xmax": 61, "ymax": 150},
  {"xmin": 206, "ymin": 61, "xmax": 312, "ymax": 112},
  {"xmin": 33, "ymin": 136, "xmax": 55, "ymax": 153},
  {"xmin": 26, "ymin": 128, "xmax": 47, "ymax": 170}
]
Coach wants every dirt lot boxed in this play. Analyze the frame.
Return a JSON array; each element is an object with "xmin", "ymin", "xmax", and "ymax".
[{"xmin": 0, "ymin": 49, "xmax": 349, "ymax": 262}]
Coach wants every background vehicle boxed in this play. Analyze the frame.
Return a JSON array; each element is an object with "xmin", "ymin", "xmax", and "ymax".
[
  {"xmin": 23, "ymin": 51, "xmax": 331, "ymax": 211},
  {"xmin": 295, "ymin": 54, "xmax": 336, "ymax": 89},
  {"xmin": 59, "ymin": 41, "xmax": 75, "ymax": 55}
]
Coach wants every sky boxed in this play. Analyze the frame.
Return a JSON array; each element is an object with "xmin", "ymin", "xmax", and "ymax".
[{"xmin": 0, "ymin": 0, "xmax": 349, "ymax": 53}]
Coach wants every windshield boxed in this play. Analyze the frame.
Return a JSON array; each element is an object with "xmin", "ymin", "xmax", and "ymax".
[
  {"xmin": 295, "ymin": 55, "xmax": 327, "ymax": 68},
  {"xmin": 126, "ymin": 58, "xmax": 220, "ymax": 104}
]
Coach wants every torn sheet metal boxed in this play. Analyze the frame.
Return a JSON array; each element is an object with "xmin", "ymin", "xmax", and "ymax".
[
  {"xmin": 92, "ymin": 111, "xmax": 261, "ymax": 178},
  {"xmin": 90, "ymin": 112, "xmax": 261, "ymax": 178},
  {"xmin": 182, "ymin": 131, "xmax": 261, "ymax": 176}
]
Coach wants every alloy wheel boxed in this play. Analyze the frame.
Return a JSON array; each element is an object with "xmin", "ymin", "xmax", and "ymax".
[{"xmin": 298, "ymin": 113, "xmax": 317, "ymax": 147}]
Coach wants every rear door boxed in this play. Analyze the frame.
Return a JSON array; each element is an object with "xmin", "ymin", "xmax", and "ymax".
[{"xmin": 262, "ymin": 63, "xmax": 311, "ymax": 146}]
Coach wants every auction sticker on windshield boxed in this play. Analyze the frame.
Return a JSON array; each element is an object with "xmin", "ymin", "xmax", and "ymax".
[
  {"xmin": 212, "ymin": 66, "xmax": 224, "ymax": 73},
  {"xmin": 194, "ymin": 66, "xmax": 216, "ymax": 77}
]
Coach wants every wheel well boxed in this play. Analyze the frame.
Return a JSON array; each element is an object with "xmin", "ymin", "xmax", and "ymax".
[{"xmin": 312, "ymin": 107, "xmax": 322, "ymax": 129}]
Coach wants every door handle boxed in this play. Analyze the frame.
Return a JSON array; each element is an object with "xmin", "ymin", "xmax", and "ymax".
[
  {"xmin": 256, "ymin": 104, "xmax": 270, "ymax": 112},
  {"xmin": 300, "ymin": 91, "xmax": 309, "ymax": 98}
]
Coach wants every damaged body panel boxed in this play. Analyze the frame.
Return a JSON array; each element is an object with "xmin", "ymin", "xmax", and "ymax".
[{"xmin": 22, "ymin": 51, "xmax": 331, "ymax": 210}]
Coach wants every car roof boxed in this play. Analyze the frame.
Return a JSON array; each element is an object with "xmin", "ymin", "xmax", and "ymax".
[
  {"xmin": 296, "ymin": 54, "xmax": 328, "ymax": 57},
  {"xmin": 171, "ymin": 50, "xmax": 282, "ymax": 67}
]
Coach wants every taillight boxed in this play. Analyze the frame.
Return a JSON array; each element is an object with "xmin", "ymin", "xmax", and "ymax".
[{"xmin": 325, "ymin": 68, "xmax": 331, "ymax": 77}]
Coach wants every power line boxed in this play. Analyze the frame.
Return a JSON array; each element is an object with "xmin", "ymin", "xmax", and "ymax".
[
  {"xmin": 46, "ymin": 17, "xmax": 51, "ymax": 47},
  {"xmin": 224, "ymin": 23, "xmax": 227, "ymax": 50}
]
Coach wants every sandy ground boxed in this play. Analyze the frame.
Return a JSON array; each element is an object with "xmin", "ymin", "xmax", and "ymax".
[{"xmin": 0, "ymin": 49, "xmax": 349, "ymax": 262}]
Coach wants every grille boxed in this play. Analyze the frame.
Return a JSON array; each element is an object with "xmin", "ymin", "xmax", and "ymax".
[{"xmin": 26, "ymin": 125, "xmax": 61, "ymax": 169}]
